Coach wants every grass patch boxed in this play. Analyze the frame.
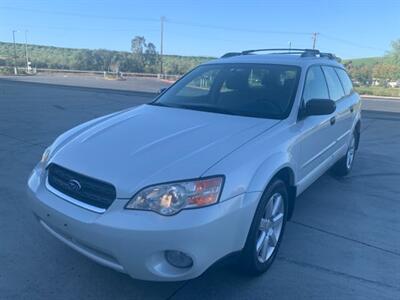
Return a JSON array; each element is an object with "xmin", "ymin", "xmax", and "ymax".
[{"xmin": 355, "ymin": 86, "xmax": 400, "ymax": 97}]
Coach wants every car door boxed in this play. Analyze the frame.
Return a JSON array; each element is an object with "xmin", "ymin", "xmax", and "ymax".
[
  {"xmin": 334, "ymin": 67, "xmax": 359, "ymax": 143},
  {"xmin": 296, "ymin": 65, "xmax": 339, "ymax": 192},
  {"xmin": 321, "ymin": 66, "xmax": 354, "ymax": 157}
]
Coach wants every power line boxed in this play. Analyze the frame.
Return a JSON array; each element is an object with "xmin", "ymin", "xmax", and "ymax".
[
  {"xmin": 0, "ymin": 6, "xmax": 311, "ymax": 36},
  {"xmin": 166, "ymin": 20, "xmax": 311, "ymax": 36},
  {"xmin": 3, "ymin": 24, "xmax": 160, "ymax": 33},
  {"xmin": 319, "ymin": 33, "xmax": 386, "ymax": 52},
  {"xmin": 0, "ymin": 6, "xmax": 159, "ymax": 22},
  {"xmin": 1, "ymin": 5, "xmax": 389, "ymax": 54}
]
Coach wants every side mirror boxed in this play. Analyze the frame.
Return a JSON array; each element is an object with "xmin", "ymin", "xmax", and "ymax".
[
  {"xmin": 304, "ymin": 99, "xmax": 336, "ymax": 116},
  {"xmin": 158, "ymin": 88, "xmax": 167, "ymax": 94}
]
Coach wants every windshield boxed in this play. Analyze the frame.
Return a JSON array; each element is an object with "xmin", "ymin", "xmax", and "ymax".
[{"xmin": 152, "ymin": 63, "xmax": 301, "ymax": 119}]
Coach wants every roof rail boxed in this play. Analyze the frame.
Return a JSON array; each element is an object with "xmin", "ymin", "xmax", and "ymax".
[
  {"xmin": 241, "ymin": 48, "xmax": 318, "ymax": 55},
  {"xmin": 320, "ymin": 52, "xmax": 341, "ymax": 62},
  {"xmin": 220, "ymin": 48, "xmax": 340, "ymax": 61},
  {"xmin": 221, "ymin": 52, "xmax": 242, "ymax": 58}
]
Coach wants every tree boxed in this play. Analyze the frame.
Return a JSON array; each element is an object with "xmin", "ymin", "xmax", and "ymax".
[
  {"xmin": 93, "ymin": 49, "xmax": 113, "ymax": 71},
  {"xmin": 372, "ymin": 63, "xmax": 400, "ymax": 81},
  {"xmin": 0, "ymin": 40, "xmax": 212, "ymax": 75},
  {"xmin": 345, "ymin": 62, "xmax": 373, "ymax": 86},
  {"xmin": 131, "ymin": 36, "xmax": 146, "ymax": 54},
  {"xmin": 144, "ymin": 42, "xmax": 158, "ymax": 72},
  {"xmin": 131, "ymin": 36, "xmax": 147, "ymax": 72},
  {"xmin": 388, "ymin": 39, "xmax": 400, "ymax": 65},
  {"xmin": 109, "ymin": 53, "xmax": 122, "ymax": 73},
  {"xmin": 130, "ymin": 37, "xmax": 160, "ymax": 73}
]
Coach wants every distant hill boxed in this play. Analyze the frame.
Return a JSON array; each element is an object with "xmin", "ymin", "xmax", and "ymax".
[
  {"xmin": 342, "ymin": 56, "xmax": 386, "ymax": 66},
  {"xmin": 0, "ymin": 41, "xmax": 391, "ymax": 77},
  {"xmin": 0, "ymin": 41, "xmax": 215, "ymax": 75}
]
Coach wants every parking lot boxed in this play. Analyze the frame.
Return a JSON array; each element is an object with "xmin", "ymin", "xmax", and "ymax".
[{"xmin": 0, "ymin": 78, "xmax": 399, "ymax": 299}]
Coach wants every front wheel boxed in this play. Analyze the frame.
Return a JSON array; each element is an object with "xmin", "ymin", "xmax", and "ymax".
[
  {"xmin": 333, "ymin": 131, "xmax": 357, "ymax": 176},
  {"xmin": 239, "ymin": 179, "xmax": 288, "ymax": 275}
]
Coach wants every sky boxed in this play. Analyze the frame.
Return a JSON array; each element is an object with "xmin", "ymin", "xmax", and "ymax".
[{"xmin": 0, "ymin": 0, "xmax": 399, "ymax": 59}]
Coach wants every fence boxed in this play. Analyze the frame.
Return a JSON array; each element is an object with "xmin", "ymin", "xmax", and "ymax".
[{"xmin": 0, "ymin": 66, "xmax": 181, "ymax": 82}]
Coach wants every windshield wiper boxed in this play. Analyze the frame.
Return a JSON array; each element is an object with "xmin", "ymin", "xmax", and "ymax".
[
  {"xmin": 150, "ymin": 102, "xmax": 175, "ymax": 108},
  {"xmin": 150, "ymin": 102, "xmax": 281, "ymax": 119},
  {"xmin": 194, "ymin": 106, "xmax": 242, "ymax": 116},
  {"xmin": 168, "ymin": 104, "xmax": 241, "ymax": 116}
]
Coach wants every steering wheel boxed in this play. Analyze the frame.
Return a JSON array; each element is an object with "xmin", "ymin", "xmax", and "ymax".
[{"xmin": 256, "ymin": 98, "xmax": 283, "ymax": 114}]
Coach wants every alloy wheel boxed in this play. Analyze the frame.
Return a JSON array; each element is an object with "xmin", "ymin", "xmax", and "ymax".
[
  {"xmin": 256, "ymin": 192, "xmax": 284, "ymax": 263},
  {"xmin": 346, "ymin": 135, "xmax": 356, "ymax": 169}
]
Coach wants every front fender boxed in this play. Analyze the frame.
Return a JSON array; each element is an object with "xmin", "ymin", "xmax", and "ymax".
[
  {"xmin": 247, "ymin": 151, "xmax": 296, "ymax": 193},
  {"xmin": 203, "ymin": 145, "xmax": 297, "ymax": 204}
]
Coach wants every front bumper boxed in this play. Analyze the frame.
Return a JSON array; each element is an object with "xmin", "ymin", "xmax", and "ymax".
[{"xmin": 27, "ymin": 165, "xmax": 261, "ymax": 281}]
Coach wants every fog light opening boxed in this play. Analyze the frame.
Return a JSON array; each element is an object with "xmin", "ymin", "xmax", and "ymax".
[{"xmin": 165, "ymin": 250, "xmax": 193, "ymax": 269}]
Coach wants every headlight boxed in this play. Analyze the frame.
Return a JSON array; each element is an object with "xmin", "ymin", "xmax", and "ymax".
[
  {"xmin": 125, "ymin": 176, "xmax": 224, "ymax": 216},
  {"xmin": 40, "ymin": 147, "xmax": 52, "ymax": 165}
]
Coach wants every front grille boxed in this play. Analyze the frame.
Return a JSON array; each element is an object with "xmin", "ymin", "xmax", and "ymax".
[{"xmin": 47, "ymin": 163, "xmax": 116, "ymax": 210}]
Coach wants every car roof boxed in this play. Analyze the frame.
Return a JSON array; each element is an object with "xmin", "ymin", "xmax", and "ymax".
[{"xmin": 203, "ymin": 53, "xmax": 344, "ymax": 69}]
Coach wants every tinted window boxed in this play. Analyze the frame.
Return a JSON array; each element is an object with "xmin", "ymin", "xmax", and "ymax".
[
  {"xmin": 176, "ymin": 68, "xmax": 221, "ymax": 98},
  {"xmin": 335, "ymin": 68, "xmax": 353, "ymax": 95},
  {"xmin": 154, "ymin": 64, "xmax": 301, "ymax": 119},
  {"xmin": 303, "ymin": 66, "xmax": 329, "ymax": 102},
  {"xmin": 322, "ymin": 66, "xmax": 345, "ymax": 101}
]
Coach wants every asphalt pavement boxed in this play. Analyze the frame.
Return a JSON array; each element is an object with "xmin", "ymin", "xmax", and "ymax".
[
  {"xmin": 0, "ymin": 78, "xmax": 399, "ymax": 300},
  {"xmin": 0, "ymin": 73, "xmax": 171, "ymax": 93}
]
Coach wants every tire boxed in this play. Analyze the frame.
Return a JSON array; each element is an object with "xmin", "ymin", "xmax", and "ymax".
[
  {"xmin": 239, "ymin": 179, "xmax": 288, "ymax": 275},
  {"xmin": 333, "ymin": 131, "xmax": 357, "ymax": 176}
]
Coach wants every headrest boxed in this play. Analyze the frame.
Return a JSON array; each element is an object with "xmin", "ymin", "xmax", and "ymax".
[
  {"xmin": 225, "ymin": 71, "xmax": 248, "ymax": 91},
  {"xmin": 261, "ymin": 71, "xmax": 280, "ymax": 87},
  {"xmin": 284, "ymin": 77, "xmax": 295, "ymax": 88}
]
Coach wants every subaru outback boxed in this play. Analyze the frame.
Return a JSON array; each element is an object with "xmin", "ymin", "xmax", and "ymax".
[{"xmin": 27, "ymin": 48, "xmax": 361, "ymax": 281}]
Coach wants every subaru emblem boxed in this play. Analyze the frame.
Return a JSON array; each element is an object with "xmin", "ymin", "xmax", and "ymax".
[{"xmin": 67, "ymin": 179, "xmax": 82, "ymax": 192}]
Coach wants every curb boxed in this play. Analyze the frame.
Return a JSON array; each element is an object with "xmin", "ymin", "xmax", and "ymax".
[{"xmin": 361, "ymin": 95, "xmax": 400, "ymax": 100}]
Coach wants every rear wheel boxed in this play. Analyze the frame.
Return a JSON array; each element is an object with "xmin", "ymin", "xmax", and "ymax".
[
  {"xmin": 239, "ymin": 179, "xmax": 288, "ymax": 275},
  {"xmin": 333, "ymin": 131, "xmax": 357, "ymax": 176}
]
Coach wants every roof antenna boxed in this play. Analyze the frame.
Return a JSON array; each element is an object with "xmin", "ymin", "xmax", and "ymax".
[{"xmin": 288, "ymin": 41, "xmax": 292, "ymax": 53}]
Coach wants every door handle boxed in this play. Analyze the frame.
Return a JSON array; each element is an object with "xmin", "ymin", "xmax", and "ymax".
[{"xmin": 330, "ymin": 116, "xmax": 336, "ymax": 125}]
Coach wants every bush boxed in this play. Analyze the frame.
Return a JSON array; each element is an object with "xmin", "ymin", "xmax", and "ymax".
[{"xmin": 0, "ymin": 66, "xmax": 15, "ymax": 75}]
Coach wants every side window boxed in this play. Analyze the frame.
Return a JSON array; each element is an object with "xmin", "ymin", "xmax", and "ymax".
[
  {"xmin": 335, "ymin": 68, "xmax": 353, "ymax": 95},
  {"xmin": 322, "ymin": 66, "xmax": 345, "ymax": 101},
  {"xmin": 303, "ymin": 66, "xmax": 329, "ymax": 102}
]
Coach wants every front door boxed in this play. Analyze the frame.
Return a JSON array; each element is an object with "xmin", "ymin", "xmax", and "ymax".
[{"xmin": 296, "ymin": 65, "xmax": 339, "ymax": 191}]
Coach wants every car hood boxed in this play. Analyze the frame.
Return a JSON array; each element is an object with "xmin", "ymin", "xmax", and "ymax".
[{"xmin": 50, "ymin": 104, "xmax": 280, "ymax": 198}]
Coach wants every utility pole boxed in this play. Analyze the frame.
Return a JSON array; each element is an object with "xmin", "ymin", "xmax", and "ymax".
[
  {"xmin": 24, "ymin": 30, "xmax": 29, "ymax": 72},
  {"xmin": 160, "ymin": 16, "xmax": 165, "ymax": 76},
  {"xmin": 312, "ymin": 32, "xmax": 319, "ymax": 49},
  {"xmin": 12, "ymin": 30, "xmax": 18, "ymax": 75}
]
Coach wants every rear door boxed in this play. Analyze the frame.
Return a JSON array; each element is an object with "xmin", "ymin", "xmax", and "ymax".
[
  {"xmin": 321, "ymin": 66, "xmax": 351, "ymax": 155},
  {"xmin": 335, "ymin": 67, "xmax": 359, "ymax": 135}
]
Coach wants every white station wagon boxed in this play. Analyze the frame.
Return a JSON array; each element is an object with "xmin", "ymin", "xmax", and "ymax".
[{"xmin": 28, "ymin": 48, "xmax": 361, "ymax": 281}]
